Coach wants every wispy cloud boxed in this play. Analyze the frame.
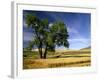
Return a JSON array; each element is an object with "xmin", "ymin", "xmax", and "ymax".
[
  {"xmin": 68, "ymin": 38, "xmax": 90, "ymax": 45},
  {"xmin": 23, "ymin": 20, "xmax": 28, "ymax": 28},
  {"xmin": 67, "ymin": 27, "xmax": 79, "ymax": 34},
  {"xmin": 68, "ymin": 38, "xmax": 90, "ymax": 50},
  {"xmin": 67, "ymin": 26, "xmax": 86, "ymax": 39},
  {"xmin": 67, "ymin": 26, "xmax": 90, "ymax": 49},
  {"xmin": 23, "ymin": 32, "xmax": 33, "ymax": 41}
]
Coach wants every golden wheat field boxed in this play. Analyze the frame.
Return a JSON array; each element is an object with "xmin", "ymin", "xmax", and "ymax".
[{"xmin": 23, "ymin": 49, "xmax": 91, "ymax": 69}]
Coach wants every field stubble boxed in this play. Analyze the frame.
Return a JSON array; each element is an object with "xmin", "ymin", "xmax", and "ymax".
[{"xmin": 23, "ymin": 50, "xmax": 91, "ymax": 69}]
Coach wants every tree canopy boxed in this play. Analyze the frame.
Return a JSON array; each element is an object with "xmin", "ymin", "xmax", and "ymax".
[{"xmin": 25, "ymin": 14, "xmax": 69, "ymax": 59}]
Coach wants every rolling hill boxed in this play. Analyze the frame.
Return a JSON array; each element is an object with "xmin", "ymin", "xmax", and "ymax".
[{"xmin": 80, "ymin": 46, "xmax": 91, "ymax": 50}]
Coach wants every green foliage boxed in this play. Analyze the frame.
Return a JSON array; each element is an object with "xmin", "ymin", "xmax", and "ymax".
[
  {"xmin": 50, "ymin": 21, "xmax": 69, "ymax": 48},
  {"xmin": 25, "ymin": 13, "xmax": 69, "ymax": 59},
  {"xmin": 26, "ymin": 14, "xmax": 37, "ymax": 27}
]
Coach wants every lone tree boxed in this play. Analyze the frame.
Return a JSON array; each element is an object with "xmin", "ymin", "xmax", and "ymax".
[{"xmin": 25, "ymin": 14, "xmax": 69, "ymax": 59}]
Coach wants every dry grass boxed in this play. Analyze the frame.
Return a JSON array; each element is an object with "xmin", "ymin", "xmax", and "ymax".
[
  {"xmin": 23, "ymin": 49, "xmax": 91, "ymax": 69},
  {"xmin": 23, "ymin": 55, "xmax": 91, "ymax": 69}
]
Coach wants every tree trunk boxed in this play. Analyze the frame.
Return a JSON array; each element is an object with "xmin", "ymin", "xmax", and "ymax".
[
  {"xmin": 38, "ymin": 48, "xmax": 43, "ymax": 58},
  {"xmin": 43, "ymin": 45, "xmax": 48, "ymax": 59},
  {"xmin": 38, "ymin": 41, "xmax": 43, "ymax": 59}
]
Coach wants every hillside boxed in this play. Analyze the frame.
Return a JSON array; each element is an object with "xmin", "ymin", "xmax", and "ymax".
[{"xmin": 80, "ymin": 46, "xmax": 91, "ymax": 50}]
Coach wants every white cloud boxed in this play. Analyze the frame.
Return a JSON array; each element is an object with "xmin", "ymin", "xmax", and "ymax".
[
  {"xmin": 68, "ymin": 38, "xmax": 90, "ymax": 45},
  {"xmin": 23, "ymin": 20, "xmax": 28, "ymax": 27},
  {"xmin": 49, "ymin": 23, "xmax": 53, "ymax": 27},
  {"xmin": 23, "ymin": 32, "xmax": 33, "ymax": 41},
  {"xmin": 68, "ymin": 38, "xmax": 91, "ymax": 50},
  {"xmin": 67, "ymin": 27, "xmax": 78, "ymax": 34},
  {"xmin": 67, "ymin": 27, "xmax": 85, "ymax": 39}
]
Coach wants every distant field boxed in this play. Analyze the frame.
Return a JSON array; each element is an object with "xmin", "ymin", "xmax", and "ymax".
[{"xmin": 23, "ymin": 49, "xmax": 91, "ymax": 69}]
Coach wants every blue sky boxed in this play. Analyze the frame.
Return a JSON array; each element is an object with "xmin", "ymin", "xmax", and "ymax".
[{"xmin": 23, "ymin": 10, "xmax": 91, "ymax": 50}]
